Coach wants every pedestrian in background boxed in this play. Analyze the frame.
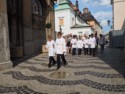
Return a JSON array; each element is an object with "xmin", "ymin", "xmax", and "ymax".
[
  {"xmin": 55, "ymin": 32, "xmax": 67, "ymax": 70},
  {"xmin": 68, "ymin": 34, "xmax": 72, "ymax": 54},
  {"xmin": 88, "ymin": 35, "xmax": 91, "ymax": 55},
  {"xmin": 71, "ymin": 35, "xmax": 77, "ymax": 55},
  {"xmin": 82, "ymin": 35, "xmax": 85, "ymax": 53},
  {"xmin": 77, "ymin": 36, "xmax": 83, "ymax": 55},
  {"xmin": 84, "ymin": 35, "xmax": 89, "ymax": 55},
  {"xmin": 89, "ymin": 34, "xmax": 97, "ymax": 57},
  {"xmin": 95, "ymin": 33, "xmax": 99, "ymax": 50},
  {"xmin": 45, "ymin": 35, "xmax": 56, "ymax": 68},
  {"xmin": 66, "ymin": 36, "xmax": 72, "ymax": 54},
  {"xmin": 99, "ymin": 34, "xmax": 106, "ymax": 54}
]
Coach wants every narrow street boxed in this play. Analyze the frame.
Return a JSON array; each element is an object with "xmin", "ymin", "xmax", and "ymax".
[{"xmin": 0, "ymin": 47, "xmax": 125, "ymax": 94}]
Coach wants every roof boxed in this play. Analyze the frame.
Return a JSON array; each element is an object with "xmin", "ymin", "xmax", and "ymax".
[
  {"xmin": 55, "ymin": 0, "xmax": 79, "ymax": 12},
  {"xmin": 59, "ymin": 0, "xmax": 69, "ymax": 4},
  {"xmin": 55, "ymin": 3, "xmax": 71, "ymax": 10},
  {"xmin": 71, "ymin": 24, "xmax": 91, "ymax": 29}
]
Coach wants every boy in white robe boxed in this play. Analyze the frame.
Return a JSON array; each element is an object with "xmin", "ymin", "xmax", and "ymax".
[
  {"xmin": 55, "ymin": 32, "xmax": 67, "ymax": 70},
  {"xmin": 84, "ymin": 35, "xmax": 89, "ymax": 55},
  {"xmin": 89, "ymin": 34, "xmax": 97, "ymax": 57},
  {"xmin": 46, "ymin": 35, "xmax": 56, "ymax": 68},
  {"xmin": 71, "ymin": 35, "xmax": 77, "ymax": 55}
]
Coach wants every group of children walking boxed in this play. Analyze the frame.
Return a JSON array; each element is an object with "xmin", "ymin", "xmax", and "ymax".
[
  {"xmin": 46, "ymin": 32, "xmax": 67, "ymax": 70},
  {"xmin": 68, "ymin": 34, "xmax": 97, "ymax": 57},
  {"xmin": 46, "ymin": 32, "xmax": 106, "ymax": 70}
]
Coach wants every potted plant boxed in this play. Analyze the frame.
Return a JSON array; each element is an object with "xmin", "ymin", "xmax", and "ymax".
[{"xmin": 46, "ymin": 23, "xmax": 51, "ymax": 29}]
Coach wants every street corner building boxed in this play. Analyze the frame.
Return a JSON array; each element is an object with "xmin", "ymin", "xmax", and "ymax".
[
  {"xmin": 55, "ymin": 0, "xmax": 102, "ymax": 36},
  {"xmin": 110, "ymin": 0, "xmax": 125, "ymax": 48},
  {"xmin": 0, "ymin": 0, "xmax": 56, "ymax": 70}
]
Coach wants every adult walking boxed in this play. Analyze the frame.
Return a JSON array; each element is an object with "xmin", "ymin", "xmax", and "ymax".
[
  {"xmin": 99, "ymin": 34, "xmax": 106, "ymax": 54},
  {"xmin": 55, "ymin": 32, "xmax": 67, "ymax": 70},
  {"xmin": 95, "ymin": 33, "xmax": 99, "ymax": 51},
  {"xmin": 66, "ymin": 36, "xmax": 72, "ymax": 54}
]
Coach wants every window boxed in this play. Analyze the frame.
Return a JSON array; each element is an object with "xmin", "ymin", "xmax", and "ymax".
[
  {"xmin": 59, "ymin": 18, "xmax": 64, "ymax": 26},
  {"xmin": 32, "ymin": 0, "xmax": 43, "ymax": 16}
]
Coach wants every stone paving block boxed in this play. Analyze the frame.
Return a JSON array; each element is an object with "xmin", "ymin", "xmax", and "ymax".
[{"xmin": 0, "ymin": 48, "xmax": 125, "ymax": 94}]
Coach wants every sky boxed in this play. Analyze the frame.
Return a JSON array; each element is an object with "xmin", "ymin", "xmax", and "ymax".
[{"xmin": 71, "ymin": 0, "xmax": 113, "ymax": 34}]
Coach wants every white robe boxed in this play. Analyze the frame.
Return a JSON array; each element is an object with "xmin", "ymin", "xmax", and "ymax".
[
  {"xmin": 71, "ymin": 38, "xmax": 77, "ymax": 48},
  {"xmin": 84, "ymin": 39, "xmax": 89, "ymax": 48},
  {"xmin": 77, "ymin": 40, "xmax": 83, "ymax": 49},
  {"xmin": 46, "ymin": 40, "xmax": 55, "ymax": 56},
  {"xmin": 89, "ymin": 37, "xmax": 97, "ymax": 48},
  {"xmin": 55, "ymin": 37, "xmax": 66, "ymax": 54}
]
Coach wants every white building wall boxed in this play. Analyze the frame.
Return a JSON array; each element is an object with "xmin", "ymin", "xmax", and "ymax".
[
  {"xmin": 71, "ymin": 28, "xmax": 92, "ymax": 36},
  {"xmin": 95, "ymin": 24, "xmax": 102, "ymax": 35},
  {"xmin": 70, "ymin": 9, "xmax": 85, "ymax": 26},
  {"xmin": 76, "ymin": 16, "xmax": 85, "ymax": 25},
  {"xmin": 113, "ymin": 0, "xmax": 125, "ymax": 30},
  {"xmin": 55, "ymin": 9, "xmax": 71, "ymax": 35},
  {"xmin": 70, "ymin": 9, "xmax": 75, "ymax": 27},
  {"xmin": 55, "ymin": 8, "xmax": 92, "ymax": 36}
]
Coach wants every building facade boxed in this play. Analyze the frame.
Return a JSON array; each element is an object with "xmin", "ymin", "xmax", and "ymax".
[
  {"xmin": 110, "ymin": 0, "xmax": 125, "ymax": 48},
  {"xmin": 82, "ymin": 8, "xmax": 103, "ymax": 35},
  {"xmin": 0, "ymin": 0, "xmax": 56, "ymax": 70},
  {"xmin": 112, "ymin": 0, "xmax": 125, "ymax": 30},
  {"xmin": 55, "ymin": 0, "xmax": 92, "ymax": 36}
]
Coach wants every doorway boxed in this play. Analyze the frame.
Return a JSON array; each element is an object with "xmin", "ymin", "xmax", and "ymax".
[{"xmin": 7, "ymin": 0, "xmax": 24, "ymax": 60}]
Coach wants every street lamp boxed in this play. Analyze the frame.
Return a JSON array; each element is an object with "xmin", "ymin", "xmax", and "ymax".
[
  {"xmin": 107, "ymin": 20, "xmax": 113, "ymax": 29},
  {"xmin": 107, "ymin": 20, "xmax": 110, "ymax": 26}
]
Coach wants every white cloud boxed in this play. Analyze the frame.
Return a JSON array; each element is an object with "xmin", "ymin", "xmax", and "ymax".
[
  {"xmin": 94, "ymin": 0, "xmax": 111, "ymax": 6},
  {"xmin": 82, "ymin": 0, "xmax": 89, "ymax": 3},
  {"xmin": 100, "ymin": 19, "xmax": 108, "ymax": 26},
  {"xmin": 94, "ymin": 11, "xmax": 112, "ymax": 27},
  {"xmin": 100, "ymin": 0, "xmax": 110, "ymax": 6},
  {"xmin": 94, "ymin": 11, "xmax": 112, "ymax": 20}
]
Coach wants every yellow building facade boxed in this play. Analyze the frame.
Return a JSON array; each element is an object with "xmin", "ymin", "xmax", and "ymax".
[{"xmin": 110, "ymin": 0, "xmax": 125, "ymax": 49}]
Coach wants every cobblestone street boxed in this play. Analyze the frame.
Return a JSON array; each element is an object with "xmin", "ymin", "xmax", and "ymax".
[{"xmin": 0, "ymin": 47, "xmax": 125, "ymax": 94}]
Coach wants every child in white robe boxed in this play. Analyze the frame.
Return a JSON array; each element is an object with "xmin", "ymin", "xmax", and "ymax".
[
  {"xmin": 55, "ymin": 32, "xmax": 67, "ymax": 70},
  {"xmin": 46, "ymin": 35, "xmax": 56, "ymax": 68},
  {"xmin": 77, "ymin": 36, "xmax": 83, "ymax": 55},
  {"xmin": 71, "ymin": 35, "xmax": 77, "ymax": 55},
  {"xmin": 84, "ymin": 35, "xmax": 89, "ymax": 55},
  {"xmin": 89, "ymin": 34, "xmax": 97, "ymax": 57}
]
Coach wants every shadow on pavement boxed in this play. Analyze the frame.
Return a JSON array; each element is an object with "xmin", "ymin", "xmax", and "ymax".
[
  {"xmin": 96, "ymin": 45, "xmax": 125, "ymax": 79},
  {"xmin": 11, "ymin": 53, "xmax": 43, "ymax": 68}
]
